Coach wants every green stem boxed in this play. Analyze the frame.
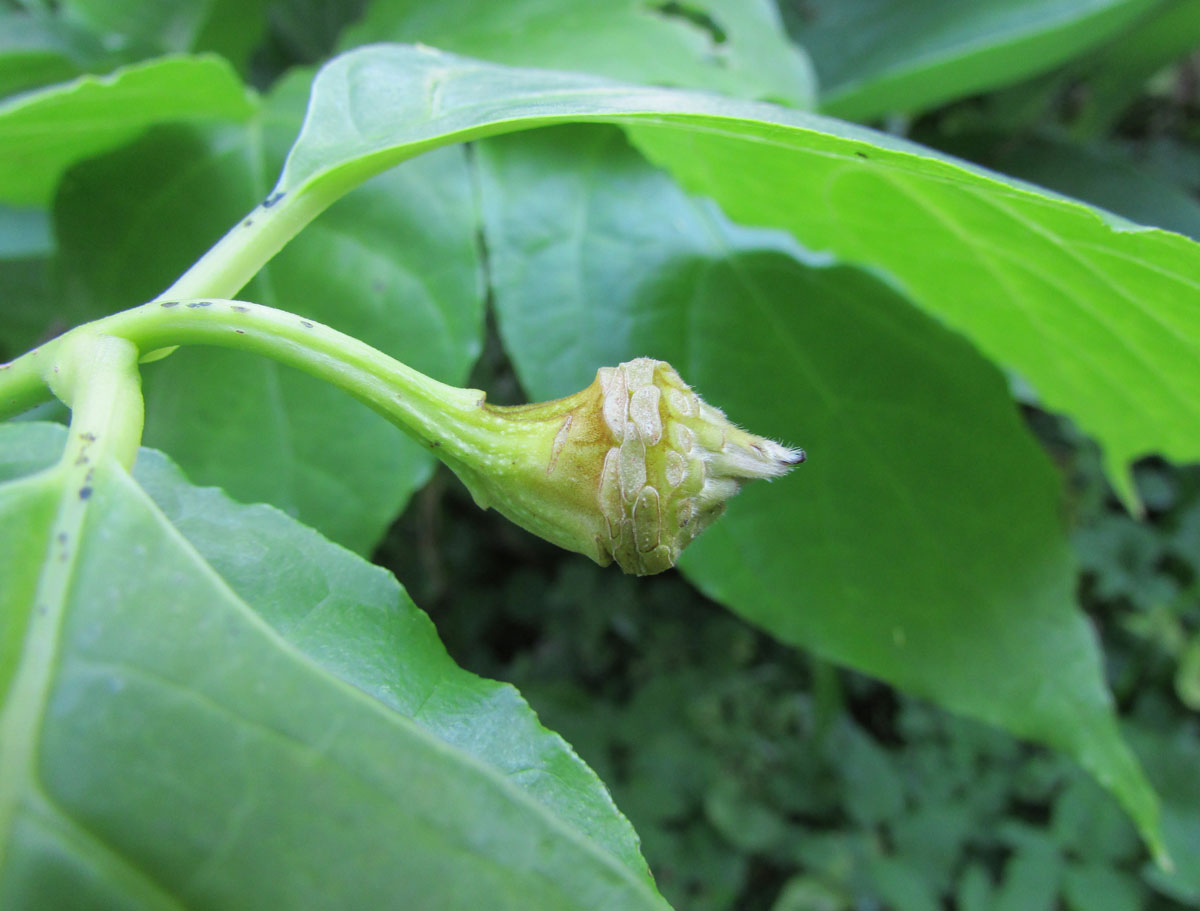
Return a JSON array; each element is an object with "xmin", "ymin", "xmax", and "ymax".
[
  {"xmin": 48, "ymin": 334, "xmax": 145, "ymax": 471},
  {"xmin": 0, "ymin": 299, "xmax": 514, "ymax": 469},
  {"xmin": 0, "ymin": 334, "xmax": 143, "ymax": 873},
  {"xmin": 155, "ymin": 186, "xmax": 340, "ymax": 302}
]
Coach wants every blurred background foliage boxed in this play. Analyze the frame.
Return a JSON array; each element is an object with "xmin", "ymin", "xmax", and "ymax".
[
  {"xmin": 2, "ymin": 0, "xmax": 1198, "ymax": 907},
  {"xmin": 378, "ymin": 326, "xmax": 1200, "ymax": 911}
]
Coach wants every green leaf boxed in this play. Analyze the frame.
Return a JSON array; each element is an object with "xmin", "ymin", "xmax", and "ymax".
[
  {"xmin": 59, "ymin": 0, "xmax": 269, "ymax": 69},
  {"xmin": 789, "ymin": 0, "xmax": 1165, "ymax": 120},
  {"xmin": 0, "ymin": 421, "xmax": 668, "ymax": 909},
  {"xmin": 992, "ymin": 833, "xmax": 1063, "ymax": 911},
  {"xmin": 473, "ymin": 125, "xmax": 1163, "ymax": 858},
  {"xmin": 263, "ymin": 0, "xmax": 368, "ymax": 65},
  {"xmin": 276, "ymin": 44, "xmax": 1200, "ymax": 508},
  {"xmin": 53, "ymin": 72, "xmax": 484, "ymax": 552},
  {"xmin": 0, "ymin": 206, "xmax": 55, "ymax": 361},
  {"xmin": 0, "ymin": 54, "xmax": 254, "ymax": 208},
  {"xmin": 1065, "ymin": 0, "xmax": 1200, "ymax": 138},
  {"xmin": 923, "ymin": 132, "xmax": 1200, "ymax": 242},
  {"xmin": 1129, "ymin": 719, "xmax": 1200, "ymax": 905},
  {"xmin": 342, "ymin": 0, "xmax": 815, "ymax": 106},
  {"xmin": 1062, "ymin": 863, "xmax": 1142, "ymax": 911},
  {"xmin": 0, "ymin": 10, "xmax": 108, "ymax": 100}
]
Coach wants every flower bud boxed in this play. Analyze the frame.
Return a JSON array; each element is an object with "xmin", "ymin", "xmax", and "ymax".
[{"xmin": 441, "ymin": 358, "xmax": 803, "ymax": 576}]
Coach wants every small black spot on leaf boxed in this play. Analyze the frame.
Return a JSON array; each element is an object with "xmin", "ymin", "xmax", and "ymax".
[
  {"xmin": 854, "ymin": 151, "xmax": 869, "ymax": 159},
  {"xmin": 235, "ymin": 329, "xmax": 246, "ymax": 334},
  {"xmin": 79, "ymin": 486, "xmax": 93, "ymax": 500},
  {"xmin": 79, "ymin": 432, "xmax": 96, "ymax": 443},
  {"xmin": 300, "ymin": 320, "xmax": 313, "ymax": 328},
  {"xmin": 232, "ymin": 305, "xmax": 249, "ymax": 312},
  {"xmin": 263, "ymin": 191, "xmax": 285, "ymax": 208},
  {"xmin": 243, "ymin": 218, "xmax": 254, "ymax": 227},
  {"xmin": 161, "ymin": 301, "xmax": 181, "ymax": 308}
]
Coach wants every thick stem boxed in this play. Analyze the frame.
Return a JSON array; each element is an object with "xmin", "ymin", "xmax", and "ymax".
[
  {"xmin": 0, "ymin": 299, "xmax": 521, "ymax": 469},
  {"xmin": 155, "ymin": 185, "xmax": 340, "ymax": 302},
  {"xmin": 48, "ymin": 334, "xmax": 145, "ymax": 471},
  {"xmin": 0, "ymin": 334, "xmax": 143, "ymax": 873}
]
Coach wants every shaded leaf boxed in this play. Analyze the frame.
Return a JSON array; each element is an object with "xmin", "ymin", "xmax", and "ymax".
[
  {"xmin": 276, "ymin": 43, "xmax": 1200, "ymax": 509},
  {"xmin": 788, "ymin": 0, "xmax": 1165, "ymax": 120},
  {"xmin": 922, "ymin": 131, "xmax": 1200, "ymax": 242},
  {"xmin": 0, "ymin": 421, "xmax": 667, "ymax": 909},
  {"xmin": 60, "ymin": 0, "xmax": 268, "ymax": 70},
  {"xmin": 0, "ymin": 10, "xmax": 108, "ymax": 100},
  {"xmin": 0, "ymin": 55, "xmax": 254, "ymax": 207},
  {"xmin": 53, "ymin": 71, "xmax": 484, "ymax": 552},
  {"xmin": 0, "ymin": 206, "xmax": 56, "ymax": 361},
  {"xmin": 342, "ymin": 0, "xmax": 815, "ymax": 106},
  {"xmin": 473, "ymin": 125, "xmax": 1161, "ymax": 858}
]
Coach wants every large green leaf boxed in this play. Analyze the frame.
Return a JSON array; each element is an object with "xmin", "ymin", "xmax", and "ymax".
[
  {"xmin": 788, "ymin": 0, "xmax": 1165, "ymax": 120},
  {"xmin": 342, "ymin": 0, "xmax": 815, "ymax": 106},
  {"xmin": 0, "ymin": 54, "xmax": 254, "ymax": 207},
  {"xmin": 52, "ymin": 71, "xmax": 485, "ymax": 552},
  {"xmin": 0, "ymin": 421, "xmax": 667, "ymax": 909},
  {"xmin": 273, "ymin": 44, "xmax": 1199, "ymax": 506},
  {"xmin": 474, "ymin": 125, "xmax": 1160, "ymax": 858}
]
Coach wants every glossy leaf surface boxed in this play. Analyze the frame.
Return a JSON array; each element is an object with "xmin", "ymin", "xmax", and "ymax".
[
  {"xmin": 0, "ymin": 421, "xmax": 667, "ymax": 909},
  {"xmin": 474, "ymin": 125, "xmax": 1161, "ymax": 856}
]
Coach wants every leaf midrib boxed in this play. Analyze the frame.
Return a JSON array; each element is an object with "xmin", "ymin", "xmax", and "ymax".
[{"xmin": 110, "ymin": 467, "xmax": 669, "ymax": 907}]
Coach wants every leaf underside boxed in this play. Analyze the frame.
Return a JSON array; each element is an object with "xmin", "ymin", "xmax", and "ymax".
[
  {"xmin": 0, "ymin": 422, "xmax": 667, "ymax": 910},
  {"xmin": 473, "ymin": 124, "xmax": 1164, "ymax": 857}
]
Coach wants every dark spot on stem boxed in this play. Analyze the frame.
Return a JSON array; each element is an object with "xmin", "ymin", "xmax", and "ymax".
[
  {"xmin": 37, "ymin": 605, "xmax": 47, "ymax": 617},
  {"xmin": 232, "ymin": 305, "xmax": 249, "ymax": 312},
  {"xmin": 243, "ymin": 218, "xmax": 254, "ymax": 227},
  {"xmin": 57, "ymin": 532, "xmax": 68, "ymax": 544},
  {"xmin": 161, "ymin": 301, "xmax": 181, "ymax": 308},
  {"xmin": 185, "ymin": 301, "xmax": 213, "ymax": 309},
  {"xmin": 430, "ymin": 441, "xmax": 441, "ymax": 448},
  {"xmin": 235, "ymin": 329, "xmax": 246, "ymax": 335},
  {"xmin": 300, "ymin": 320, "xmax": 313, "ymax": 329},
  {"xmin": 74, "ymin": 454, "xmax": 89, "ymax": 466},
  {"xmin": 79, "ymin": 432, "xmax": 96, "ymax": 443},
  {"xmin": 263, "ymin": 191, "xmax": 285, "ymax": 208},
  {"xmin": 79, "ymin": 486, "xmax": 93, "ymax": 500},
  {"xmin": 854, "ymin": 151, "xmax": 869, "ymax": 159}
]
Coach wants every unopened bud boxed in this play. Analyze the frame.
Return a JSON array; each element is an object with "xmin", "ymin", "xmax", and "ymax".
[{"xmin": 439, "ymin": 358, "xmax": 803, "ymax": 576}]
